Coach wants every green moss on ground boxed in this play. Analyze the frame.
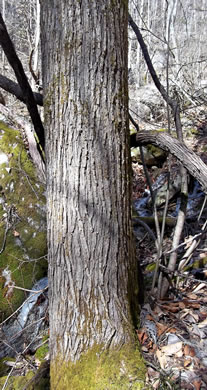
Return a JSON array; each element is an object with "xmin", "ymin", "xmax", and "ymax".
[
  {"xmin": 50, "ymin": 344, "xmax": 146, "ymax": 390},
  {"xmin": 0, "ymin": 357, "xmax": 16, "ymax": 377},
  {"xmin": 147, "ymin": 144, "xmax": 166, "ymax": 159},
  {"xmin": 0, "ymin": 360, "xmax": 50, "ymax": 389},
  {"xmin": 0, "ymin": 370, "xmax": 34, "ymax": 389},
  {"xmin": 0, "ymin": 122, "xmax": 47, "ymax": 320},
  {"xmin": 35, "ymin": 340, "xmax": 49, "ymax": 362}
]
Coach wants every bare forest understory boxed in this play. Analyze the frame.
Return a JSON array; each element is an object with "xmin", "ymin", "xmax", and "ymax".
[
  {"xmin": 0, "ymin": 103, "xmax": 207, "ymax": 390},
  {"xmin": 1, "ymin": 1, "xmax": 207, "ymax": 389},
  {"xmin": 131, "ymin": 106, "xmax": 207, "ymax": 389}
]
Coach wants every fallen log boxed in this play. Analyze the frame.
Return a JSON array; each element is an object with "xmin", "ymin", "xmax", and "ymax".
[
  {"xmin": 133, "ymin": 215, "xmax": 176, "ymax": 228},
  {"xmin": 135, "ymin": 131, "xmax": 207, "ymax": 193}
]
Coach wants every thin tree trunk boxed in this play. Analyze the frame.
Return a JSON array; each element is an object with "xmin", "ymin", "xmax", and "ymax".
[
  {"xmin": 33, "ymin": 0, "xmax": 40, "ymax": 85},
  {"xmin": 0, "ymin": 11, "xmax": 45, "ymax": 158}
]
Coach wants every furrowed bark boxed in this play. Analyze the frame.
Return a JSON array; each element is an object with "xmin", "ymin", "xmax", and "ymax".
[{"xmin": 41, "ymin": 1, "xmax": 140, "ymax": 378}]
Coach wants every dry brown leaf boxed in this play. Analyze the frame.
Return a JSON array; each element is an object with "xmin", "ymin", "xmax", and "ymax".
[
  {"xmin": 198, "ymin": 318, "xmax": 207, "ymax": 328},
  {"xmin": 184, "ymin": 344, "xmax": 195, "ymax": 357},
  {"xmin": 184, "ymin": 344, "xmax": 191, "ymax": 356},
  {"xmin": 182, "ymin": 299, "xmax": 200, "ymax": 309},
  {"xmin": 199, "ymin": 311, "xmax": 207, "ymax": 319},
  {"xmin": 184, "ymin": 358, "xmax": 192, "ymax": 368},
  {"xmin": 190, "ymin": 349, "xmax": 196, "ymax": 357},
  {"xmin": 161, "ymin": 303, "xmax": 180, "ymax": 313},
  {"xmin": 187, "ymin": 293, "xmax": 199, "ymax": 300},
  {"xmin": 193, "ymin": 380, "xmax": 201, "ymax": 390},
  {"xmin": 153, "ymin": 305, "xmax": 166, "ymax": 317},
  {"xmin": 156, "ymin": 348, "xmax": 167, "ymax": 369},
  {"xmin": 137, "ymin": 329, "xmax": 148, "ymax": 344},
  {"xmin": 160, "ymin": 341, "xmax": 183, "ymax": 356},
  {"xmin": 167, "ymin": 327, "xmax": 177, "ymax": 333},
  {"xmin": 179, "ymin": 301, "xmax": 186, "ymax": 309},
  {"xmin": 190, "ymin": 302, "xmax": 201, "ymax": 309},
  {"xmin": 156, "ymin": 322, "xmax": 168, "ymax": 337}
]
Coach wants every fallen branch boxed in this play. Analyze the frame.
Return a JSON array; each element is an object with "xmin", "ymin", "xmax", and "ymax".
[
  {"xmin": 135, "ymin": 131, "xmax": 207, "ymax": 193},
  {"xmin": 133, "ymin": 216, "xmax": 176, "ymax": 228}
]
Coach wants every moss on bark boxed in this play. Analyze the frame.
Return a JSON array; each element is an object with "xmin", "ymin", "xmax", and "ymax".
[{"xmin": 50, "ymin": 343, "xmax": 146, "ymax": 390}]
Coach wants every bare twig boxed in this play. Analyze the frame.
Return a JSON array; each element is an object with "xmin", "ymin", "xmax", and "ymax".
[
  {"xmin": 164, "ymin": 229, "xmax": 207, "ymax": 254},
  {"xmin": 2, "ymin": 329, "xmax": 46, "ymax": 390},
  {"xmin": 178, "ymin": 219, "xmax": 207, "ymax": 271},
  {"xmin": 9, "ymin": 285, "xmax": 48, "ymax": 294},
  {"xmin": 159, "ymin": 264, "xmax": 207, "ymax": 286},
  {"xmin": 0, "ymin": 288, "xmax": 47, "ymax": 327}
]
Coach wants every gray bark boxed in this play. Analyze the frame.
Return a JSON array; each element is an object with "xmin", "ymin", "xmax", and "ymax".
[{"xmin": 41, "ymin": 0, "xmax": 139, "ymax": 363}]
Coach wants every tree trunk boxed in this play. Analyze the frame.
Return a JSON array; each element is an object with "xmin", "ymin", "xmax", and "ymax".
[{"xmin": 41, "ymin": 1, "xmax": 144, "ymax": 388}]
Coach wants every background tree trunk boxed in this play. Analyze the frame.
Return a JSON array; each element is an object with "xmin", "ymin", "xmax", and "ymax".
[{"xmin": 41, "ymin": 1, "xmax": 142, "ymax": 387}]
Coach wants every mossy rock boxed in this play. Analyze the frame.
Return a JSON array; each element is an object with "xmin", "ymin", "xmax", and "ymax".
[
  {"xmin": 0, "ymin": 358, "xmax": 49, "ymax": 389},
  {"xmin": 0, "ymin": 371, "xmax": 35, "ymax": 389},
  {"xmin": 0, "ymin": 357, "xmax": 15, "ymax": 376},
  {"xmin": 0, "ymin": 361, "xmax": 50, "ymax": 390},
  {"xmin": 0, "ymin": 121, "xmax": 47, "ymax": 320},
  {"xmin": 187, "ymin": 128, "xmax": 199, "ymax": 137},
  {"xmin": 131, "ymin": 145, "xmax": 166, "ymax": 166}
]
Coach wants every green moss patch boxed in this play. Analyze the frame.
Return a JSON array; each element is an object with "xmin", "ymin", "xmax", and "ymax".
[
  {"xmin": 0, "ymin": 122, "xmax": 47, "ymax": 320},
  {"xmin": 0, "ymin": 370, "xmax": 34, "ymax": 389},
  {"xmin": 35, "ymin": 340, "xmax": 49, "ymax": 362},
  {"xmin": 50, "ymin": 344, "xmax": 146, "ymax": 390}
]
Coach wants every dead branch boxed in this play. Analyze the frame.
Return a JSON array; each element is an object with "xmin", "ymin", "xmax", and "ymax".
[
  {"xmin": 0, "ymin": 74, "xmax": 43, "ymax": 106},
  {"xmin": 135, "ymin": 131, "xmax": 207, "ymax": 193}
]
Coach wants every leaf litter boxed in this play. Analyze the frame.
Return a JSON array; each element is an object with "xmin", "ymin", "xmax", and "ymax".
[{"xmin": 132, "ymin": 159, "xmax": 207, "ymax": 389}]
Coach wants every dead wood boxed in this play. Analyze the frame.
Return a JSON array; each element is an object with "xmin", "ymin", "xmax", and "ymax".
[{"xmin": 135, "ymin": 131, "xmax": 207, "ymax": 193}]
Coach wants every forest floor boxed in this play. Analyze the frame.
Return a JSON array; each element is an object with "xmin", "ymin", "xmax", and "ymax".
[{"xmin": 132, "ymin": 109, "xmax": 207, "ymax": 389}]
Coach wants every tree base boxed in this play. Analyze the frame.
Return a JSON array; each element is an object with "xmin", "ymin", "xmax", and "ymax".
[{"xmin": 50, "ymin": 344, "xmax": 146, "ymax": 390}]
